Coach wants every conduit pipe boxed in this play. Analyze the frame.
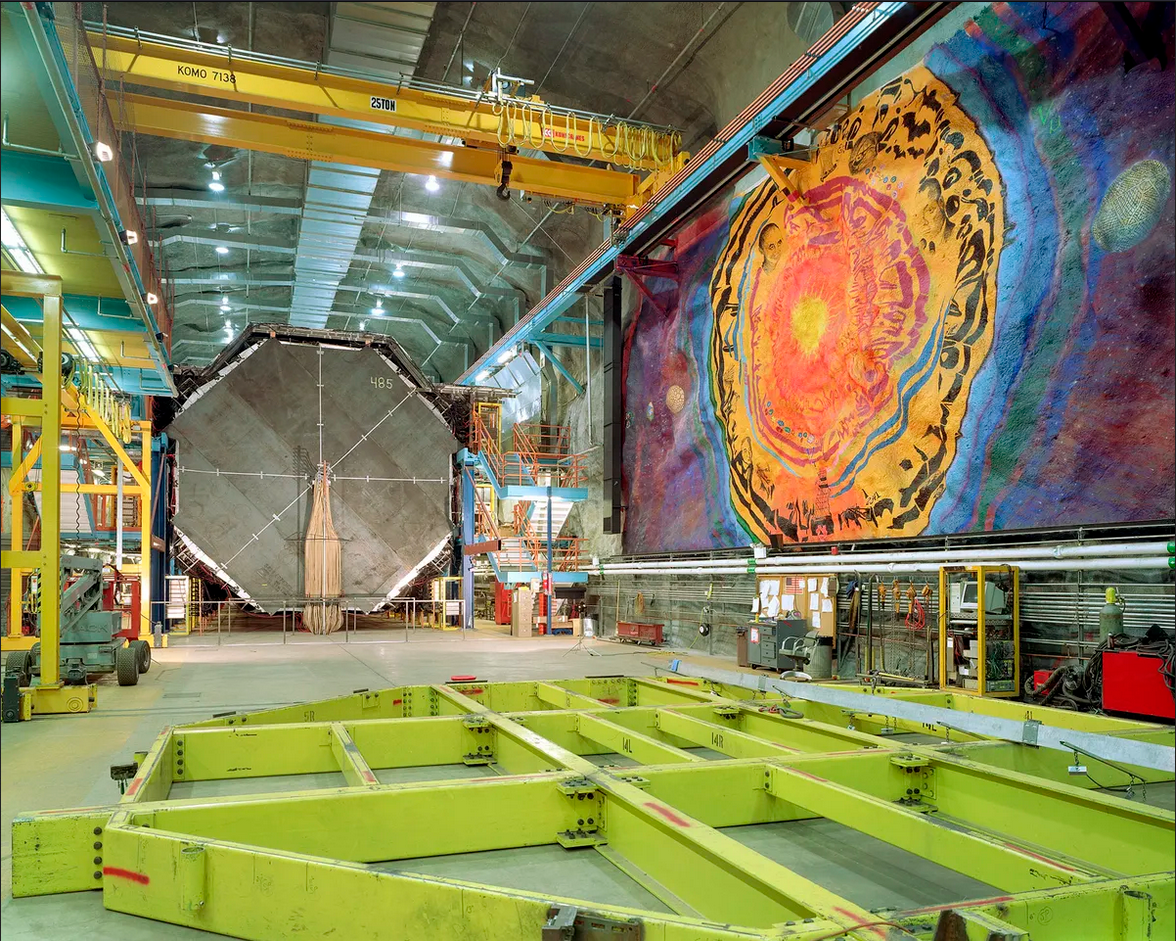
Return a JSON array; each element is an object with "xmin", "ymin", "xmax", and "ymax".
[
  {"xmin": 593, "ymin": 557, "xmax": 1172, "ymax": 576},
  {"xmin": 595, "ymin": 541, "xmax": 1172, "ymax": 573}
]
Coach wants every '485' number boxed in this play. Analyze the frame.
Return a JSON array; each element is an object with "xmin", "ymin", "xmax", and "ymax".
[{"xmin": 371, "ymin": 375, "xmax": 396, "ymax": 389}]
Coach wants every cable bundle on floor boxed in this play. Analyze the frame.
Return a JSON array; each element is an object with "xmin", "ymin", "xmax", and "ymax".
[
  {"xmin": 303, "ymin": 467, "xmax": 342, "ymax": 635},
  {"xmin": 1025, "ymin": 627, "xmax": 1176, "ymax": 711}
]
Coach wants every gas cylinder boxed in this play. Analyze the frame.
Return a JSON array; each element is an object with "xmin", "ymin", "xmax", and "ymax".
[{"xmin": 1098, "ymin": 588, "xmax": 1125, "ymax": 641}]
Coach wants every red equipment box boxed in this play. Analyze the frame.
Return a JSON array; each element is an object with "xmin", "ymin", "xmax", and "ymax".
[
  {"xmin": 616, "ymin": 621, "xmax": 664, "ymax": 646},
  {"xmin": 1102, "ymin": 650, "xmax": 1175, "ymax": 721}
]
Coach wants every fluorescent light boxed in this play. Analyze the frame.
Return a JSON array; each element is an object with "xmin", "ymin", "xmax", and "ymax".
[
  {"xmin": 209, "ymin": 181, "xmax": 225, "ymax": 193},
  {"xmin": 94, "ymin": 142, "xmax": 114, "ymax": 162},
  {"xmin": 59, "ymin": 444, "xmax": 73, "ymax": 452},
  {"xmin": 1, "ymin": 209, "xmax": 43, "ymax": 273},
  {"xmin": 220, "ymin": 304, "xmax": 231, "ymax": 312},
  {"xmin": 497, "ymin": 347, "xmax": 517, "ymax": 365},
  {"xmin": 400, "ymin": 211, "xmax": 433, "ymax": 227},
  {"xmin": 359, "ymin": 320, "xmax": 367, "ymax": 331},
  {"xmin": 425, "ymin": 175, "xmax": 440, "ymax": 192},
  {"xmin": 215, "ymin": 246, "xmax": 229, "ymax": 254},
  {"xmin": 212, "ymin": 171, "xmax": 221, "ymax": 181},
  {"xmin": 475, "ymin": 369, "xmax": 491, "ymax": 383},
  {"xmin": 393, "ymin": 264, "xmax": 405, "ymax": 279},
  {"xmin": 67, "ymin": 326, "xmax": 99, "ymax": 362},
  {"xmin": 0, "ymin": 209, "xmax": 19, "ymax": 247},
  {"xmin": 10, "ymin": 248, "xmax": 42, "ymax": 273}
]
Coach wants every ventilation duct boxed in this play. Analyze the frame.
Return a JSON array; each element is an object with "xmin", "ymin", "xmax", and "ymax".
[{"xmin": 288, "ymin": 2, "xmax": 437, "ymax": 331}]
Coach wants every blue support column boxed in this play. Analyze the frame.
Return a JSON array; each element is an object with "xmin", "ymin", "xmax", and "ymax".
[
  {"xmin": 461, "ymin": 467, "xmax": 476, "ymax": 631},
  {"xmin": 546, "ymin": 485, "xmax": 554, "ymax": 636},
  {"xmin": 151, "ymin": 435, "xmax": 169, "ymax": 634},
  {"xmin": 535, "ymin": 341, "xmax": 584, "ymax": 396}
]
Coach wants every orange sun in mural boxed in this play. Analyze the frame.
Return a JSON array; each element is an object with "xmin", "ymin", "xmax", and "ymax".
[
  {"xmin": 748, "ymin": 179, "xmax": 932, "ymax": 472},
  {"xmin": 709, "ymin": 66, "xmax": 1003, "ymax": 544}
]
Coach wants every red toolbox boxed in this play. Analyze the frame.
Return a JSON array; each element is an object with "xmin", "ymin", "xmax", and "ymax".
[
  {"xmin": 616, "ymin": 621, "xmax": 664, "ymax": 646},
  {"xmin": 1102, "ymin": 650, "xmax": 1175, "ymax": 720}
]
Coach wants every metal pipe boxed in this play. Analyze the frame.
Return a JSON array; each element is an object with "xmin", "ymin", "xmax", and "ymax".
[
  {"xmin": 115, "ymin": 459, "xmax": 123, "ymax": 569},
  {"xmin": 597, "ymin": 541, "xmax": 1173, "ymax": 573},
  {"xmin": 595, "ymin": 557, "xmax": 1173, "ymax": 576}
]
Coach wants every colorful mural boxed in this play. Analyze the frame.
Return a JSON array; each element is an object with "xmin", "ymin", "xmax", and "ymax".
[{"xmin": 622, "ymin": 1, "xmax": 1175, "ymax": 553}]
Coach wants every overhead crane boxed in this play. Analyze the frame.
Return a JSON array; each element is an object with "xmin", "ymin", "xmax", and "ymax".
[{"xmin": 87, "ymin": 26, "xmax": 688, "ymax": 215}]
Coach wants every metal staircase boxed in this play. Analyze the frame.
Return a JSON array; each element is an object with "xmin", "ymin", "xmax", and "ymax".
[{"xmin": 461, "ymin": 409, "xmax": 587, "ymax": 585}]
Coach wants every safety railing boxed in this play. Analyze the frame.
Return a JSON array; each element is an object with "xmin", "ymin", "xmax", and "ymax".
[
  {"xmin": 472, "ymin": 482, "xmax": 500, "ymax": 541},
  {"xmin": 513, "ymin": 423, "xmax": 571, "ymax": 458},
  {"xmin": 516, "ymin": 513, "xmax": 585, "ymax": 572},
  {"xmin": 146, "ymin": 596, "xmax": 468, "ymax": 646},
  {"xmin": 471, "ymin": 412, "xmax": 586, "ymax": 489}
]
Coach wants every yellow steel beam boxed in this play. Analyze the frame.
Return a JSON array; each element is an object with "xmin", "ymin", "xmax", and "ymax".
[
  {"xmin": 137, "ymin": 419, "xmax": 151, "ymax": 639},
  {"xmin": 79, "ymin": 400, "xmax": 148, "ymax": 490},
  {"xmin": 6, "ymin": 436, "xmax": 43, "ymax": 494},
  {"xmin": 40, "ymin": 284, "xmax": 61, "ymax": 685},
  {"xmin": 7, "ymin": 419, "xmax": 24, "ymax": 636},
  {"xmin": 113, "ymin": 93, "xmax": 642, "ymax": 210},
  {"xmin": 1, "ymin": 305, "xmax": 40, "ymax": 368},
  {"xmin": 88, "ymin": 32, "xmax": 680, "ymax": 171}
]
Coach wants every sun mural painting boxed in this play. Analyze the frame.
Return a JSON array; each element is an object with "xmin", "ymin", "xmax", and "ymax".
[{"xmin": 709, "ymin": 66, "xmax": 1004, "ymax": 544}]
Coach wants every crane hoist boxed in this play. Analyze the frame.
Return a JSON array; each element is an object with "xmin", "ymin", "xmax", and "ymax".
[{"xmin": 87, "ymin": 25, "xmax": 689, "ymax": 217}]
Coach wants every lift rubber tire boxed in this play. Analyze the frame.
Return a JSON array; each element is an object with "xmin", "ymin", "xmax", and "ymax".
[
  {"xmin": 115, "ymin": 645, "xmax": 140, "ymax": 687},
  {"xmin": 5, "ymin": 650, "xmax": 32, "ymax": 687},
  {"xmin": 132, "ymin": 639, "xmax": 151, "ymax": 674}
]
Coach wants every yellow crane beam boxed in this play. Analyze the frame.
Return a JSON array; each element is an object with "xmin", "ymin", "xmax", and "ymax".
[
  {"xmin": 88, "ymin": 31, "xmax": 682, "ymax": 172},
  {"xmin": 112, "ymin": 93, "xmax": 644, "ymax": 211}
]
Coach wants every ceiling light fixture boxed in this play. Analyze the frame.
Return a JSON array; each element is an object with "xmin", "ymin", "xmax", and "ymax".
[
  {"xmin": 94, "ymin": 142, "xmax": 114, "ymax": 162},
  {"xmin": 393, "ymin": 264, "xmax": 405, "ymax": 279},
  {"xmin": 220, "ymin": 304, "xmax": 231, "ymax": 312},
  {"xmin": 371, "ymin": 297, "xmax": 384, "ymax": 315},
  {"xmin": 209, "ymin": 181, "xmax": 225, "ymax": 193},
  {"xmin": 359, "ymin": 320, "xmax": 367, "ymax": 331},
  {"xmin": 215, "ymin": 245, "xmax": 229, "ymax": 254},
  {"xmin": 212, "ymin": 171, "xmax": 221, "ymax": 181},
  {"xmin": 67, "ymin": 326, "xmax": 100, "ymax": 362},
  {"xmin": 59, "ymin": 444, "xmax": 74, "ymax": 452},
  {"xmin": 425, "ymin": 175, "xmax": 440, "ymax": 192},
  {"xmin": 1, "ymin": 209, "xmax": 43, "ymax": 273}
]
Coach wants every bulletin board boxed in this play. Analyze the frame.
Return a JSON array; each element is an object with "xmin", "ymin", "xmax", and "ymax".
[{"xmin": 756, "ymin": 574, "xmax": 837, "ymax": 637}]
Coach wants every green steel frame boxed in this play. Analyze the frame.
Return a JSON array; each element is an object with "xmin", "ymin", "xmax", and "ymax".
[{"xmin": 11, "ymin": 675, "xmax": 1175, "ymax": 940}]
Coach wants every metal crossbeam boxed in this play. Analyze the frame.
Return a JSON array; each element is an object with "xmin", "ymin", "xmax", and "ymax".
[
  {"xmin": 87, "ymin": 28, "xmax": 681, "ymax": 171},
  {"xmin": 9, "ymin": 676, "xmax": 1173, "ymax": 940},
  {"xmin": 113, "ymin": 93, "xmax": 643, "ymax": 211},
  {"xmin": 667, "ymin": 661, "xmax": 1176, "ymax": 772}
]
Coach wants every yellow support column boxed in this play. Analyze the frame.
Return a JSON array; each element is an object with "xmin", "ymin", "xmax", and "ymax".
[
  {"xmin": 977, "ymin": 565, "xmax": 988, "ymax": 696},
  {"xmin": 139, "ymin": 421, "xmax": 152, "ymax": 642},
  {"xmin": 37, "ymin": 282, "xmax": 63, "ymax": 688},
  {"xmin": 8, "ymin": 419, "xmax": 24, "ymax": 638}
]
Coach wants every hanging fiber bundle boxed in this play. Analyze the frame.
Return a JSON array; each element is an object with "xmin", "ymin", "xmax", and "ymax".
[{"xmin": 303, "ymin": 466, "xmax": 342, "ymax": 634}]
